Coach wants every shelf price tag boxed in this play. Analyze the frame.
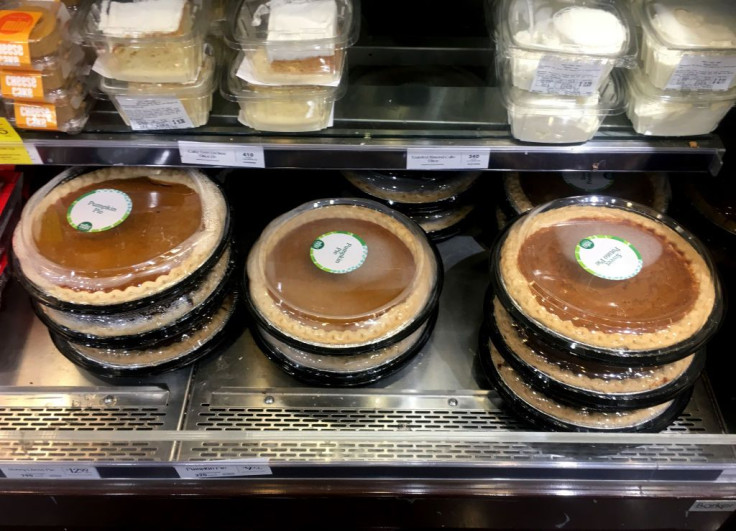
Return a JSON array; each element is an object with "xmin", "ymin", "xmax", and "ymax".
[
  {"xmin": 0, "ymin": 117, "xmax": 42, "ymax": 164},
  {"xmin": 175, "ymin": 460, "xmax": 271, "ymax": 479},
  {"xmin": 406, "ymin": 148, "xmax": 490, "ymax": 170},
  {"xmin": 1, "ymin": 464, "xmax": 99, "ymax": 480},
  {"xmin": 178, "ymin": 141, "xmax": 265, "ymax": 168}
]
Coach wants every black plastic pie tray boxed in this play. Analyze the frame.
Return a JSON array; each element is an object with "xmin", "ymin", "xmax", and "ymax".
[
  {"xmin": 478, "ymin": 326, "xmax": 694, "ymax": 433},
  {"xmin": 13, "ymin": 173, "xmax": 233, "ymax": 316},
  {"xmin": 488, "ymin": 209, "xmax": 723, "ymax": 367},
  {"xmin": 486, "ymin": 303, "xmax": 706, "ymax": 410},
  {"xmin": 49, "ymin": 293, "xmax": 245, "ymax": 378},
  {"xmin": 253, "ymin": 308, "xmax": 439, "ymax": 387}
]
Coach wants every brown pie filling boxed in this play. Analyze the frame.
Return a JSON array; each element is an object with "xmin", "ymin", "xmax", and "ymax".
[
  {"xmin": 265, "ymin": 217, "xmax": 416, "ymax": 324},
  {"xmin": 516, "ymin": 217, "xmax": 699, "ymax": 335},
  {"xmin": 34, "ymin": 176, "xmax": 202, "ymax": 291}
]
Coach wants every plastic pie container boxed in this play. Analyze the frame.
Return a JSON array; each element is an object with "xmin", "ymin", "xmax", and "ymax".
[
  {"xmin": 12, "ymin": 166, "xmax": 231, "ymax": 313},
  {"xmin": 624, "ymin": 68, "xmax": 736, "ymax": 136},
  {"xmin": 478, "ymin": 328, "xmax": 693, "ymax": 432},
  {"xmin": 490, "ymin": 195, "xmax": 722, "ymax": 365},
  {"xmin": 77, "ymin": 0, "xmax": 210, "ymax": 83},
  {"xmin": 246, "ymin": 198, "xmax": 442, "ymax": 356},
  {"xmin": 221, "ymin": 57, "xmax": 345, "ymax": 132},
  {"xmin": 636, "ymin": 0, "xmax": 736, "ymax": 91},
  {"xmin": 226, "ymin": 0, "xmax": 357, "ymax": 86},
  {"xmin": 487, "ymin": 296, "xmax": 705, "ymax": 410},
  {"xmin": 494, "ymin": 0, "xmax": 636, "ymax": 94},
  {"xmin": 502, "ymin": 70, "xmax": 624, "ymax": 143},
  {"xmin": 99, "ymin": 44, "xmax": 217, "ymax": 130}
]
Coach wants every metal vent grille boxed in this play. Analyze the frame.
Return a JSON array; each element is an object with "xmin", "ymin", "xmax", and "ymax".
[
  {"xmin": 0, "ymin": 441, "xmax": 164, "ymax": 462},
  {"xmin": 0, "ymin": 407, "xmax": 167, "ymax": 431}
]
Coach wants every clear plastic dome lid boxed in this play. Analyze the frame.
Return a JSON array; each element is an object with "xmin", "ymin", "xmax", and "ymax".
[
  {"xmin": 247, "ymin": 198, "xmax": 440, "ymax": 349},
  {"xmin": 342, "ymin": 170, "xmax": 481, "ymax": 204},
  {"xmin": 640, "ymin": 0, "xmax": 736, "ymax": 51},
  {"xmin": 12, "ymin": 167, "xmax": 228, "ymax": 307},
  {"xmin": 494, "ymin": 195, "xmax": 721, "ymax": 358},
  {"xmin": 497, "ymin": 0, "xmax": 636, "ymax": 63}
]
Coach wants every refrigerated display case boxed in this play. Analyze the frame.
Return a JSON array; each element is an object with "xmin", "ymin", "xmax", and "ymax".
[{"xmin": 0, "ymin": 1, "xmax": 734, "ymax": 529}]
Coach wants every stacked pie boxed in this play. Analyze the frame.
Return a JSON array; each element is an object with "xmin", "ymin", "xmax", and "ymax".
[
  {"xmin": 342, "ymin": 171, "xmax": 481, "ymax": 242},
  {"xmin": 12, "ymin": 167, "xmax": 239, "ymax": 376},
  {"xmin": 246, "ymin": 198, "xmax": 442, "ymax": 386},
  {"xmin": 496, "ymin": 171, "xmax": 671, "ymax": 228},
  {"xmin": 480, "ymin": 195, "xmax": 721, "ymax": 431}
]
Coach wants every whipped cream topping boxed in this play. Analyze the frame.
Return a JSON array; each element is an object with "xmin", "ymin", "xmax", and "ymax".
[
  {"xmin": 652, "ymin": 4, "xmax": 736, "ymax": 48},
  {"xmin": 99, "ymin": 0, "xmax": 187, "ymax": 37}
]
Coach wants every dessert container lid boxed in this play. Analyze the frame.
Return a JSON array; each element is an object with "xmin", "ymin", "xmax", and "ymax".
[
  {"xmin": 487, "ymin": 295, "xmax": 706, "ymax": 410},
  {"xmin": 226, "ymin": 0, "xmax": 358, "ymax": 51},
  {"xmin": 638, "ymin": 0, "xmax": 736, "ymax": 51},
  {"xmin": 49, "ymin": 292, "xmax": 241, "ymax": 377},
  {"xmin": 12, "ymin": 166, "xmax": 230, "ymax": 312},
  {"xmin": 503, "ymin": 69, "xmax": 625, "ymax": 113},
  {"xmin": 0, "ymin": 1, "xmax": 66, "ymax": 67},
  {"xmin": 479, "ymin": 329, "xmax": 694, "ymax": 432},
  {"xmin": 245, "ymin": 197, "xmax": 442, "ymax": 353},
  {"xmin": 490, "ymin": 195, "xmax": 723, "ymax": 364},
  {"xmin": 496, "ymin": 0, "xmax": 636, "ymax": 65},
  {"xmin": 99, "ymin": 43, "xmax": 216, "ymax": 98},
  {"xmin": 625, "ymin": 67, "xmax": 736, "ymax": 103},
  {"xmin": 75, "ymin": 0, "xmax": 210, "ymax": 44}
]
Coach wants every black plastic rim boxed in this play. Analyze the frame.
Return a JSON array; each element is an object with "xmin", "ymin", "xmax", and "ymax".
[
  {"xmin": 488, "ymin": 206, "xmax": 723, "ymax": 367},
  {"xmin": 253, "ymin": 308, "xmax": 438, "ymax": 387},
  {"xmin": 13, "ymin": 173, "xmax": 233, "ymax": 316},
  {"xmin": 422, "ymin": 208, "xmax": 475, "ymax": 243},
  {"xmin": 244, "ymin": 241, "xmax": 444, "ymax": 357},
  {"xmin": 486, "ymin": 302, "xmax": 706, "ymax": 410},
  {"xmin": 478, "ymin": 327, "xmax": 694, "ymax": 433},
  {"xmin": 49, "ymin": 293, "xmax": 244, "ymax": 378},
  {"xmin": 32, "ymin": 252, "xmax": 238, "ymax": 349}
]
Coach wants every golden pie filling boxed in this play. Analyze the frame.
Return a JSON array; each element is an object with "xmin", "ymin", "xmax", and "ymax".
[
  {"xmin": 248, "ymin": 201, "xmax": 438, "ymax": 347},
  {"xmin": 13, "ymin": 167, "xmax": 227, "ymax": 305},
  {"xmin": 499, "ymin": 204, "xmax": 717, "ymax": 351}
]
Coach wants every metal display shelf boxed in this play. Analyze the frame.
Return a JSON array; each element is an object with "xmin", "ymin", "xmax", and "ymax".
[{"xmin": 19, "ymin": 90, "xmax": 726, "ymax": 174}]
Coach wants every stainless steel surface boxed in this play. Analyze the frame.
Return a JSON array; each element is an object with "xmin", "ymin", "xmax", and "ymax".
[{"xmin": 0, "ymin": 282, "xmax": 191, "ymax": 461}]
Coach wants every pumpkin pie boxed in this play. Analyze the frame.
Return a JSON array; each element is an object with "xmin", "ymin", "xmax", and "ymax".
[
  {"xmin": 13, "ymin": 167, "xmax": 228, "ymax": 307},
  {"xmin": 343, "ymin": 171, "xmax": 480, "ymax": 206},
  {"xmin": 496, "ymin": 197, "xmax": 719, "ymax": 353},
  {"xmin": 247, "ymin": 198, "xmax": 440, "ymax": 349}
]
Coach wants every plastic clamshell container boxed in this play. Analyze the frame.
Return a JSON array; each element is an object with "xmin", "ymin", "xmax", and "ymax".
[
  {"xmin": 98, "ymin": 45, "xmax": 216, "ymax": 129},
  {"xmin": 3, "ymin": 80, "xmax": 90, "ymax": 133},
  {"xmin": 221, "ymin": 57, "xmax": 345, "ymax": 132},
  {"xmin": 495, "ymin": 0, "xmax": 636, "ymax": 94},
  {"xmin": 12, "ymin": 166, "xmax": 230, "ymax": 310},
  {"xmin": 503, "ymin": 171, "xmax": 672, "ymax": 214},
  {"xmin": 246, "ymin": 198, "xmax": 442, "ymax": 353},
  {"xmin": 0, "ymin": 44, "xmax": 85, "ymax": 101},
  {"xmin": 0, "ymin": 1, "xmax": 66, "ymax": 69},
  {"xmin": 625, "ymin": 68, "xmax": 736, "ymax": 136},
  {"xmin": 637, "ymin": 0, "xmax": 736, "ymax": 91},
  {"xmin": 491, "ymin": 195, "xmax": 723, "ymax": 365},
  {"xmin": 503, "ymin": 70, "xmax": 624, "ymax": 143},
  {"xmin": 76, "ymin": 0, "xmax": 210, "ymax": 83},
  {"xmin": 342, "ymin": 171, "xmax": 481, "ymax": 206},
  {"xmin": 227, "ymin": 0, "xmax": 357, "ymax": 85}
]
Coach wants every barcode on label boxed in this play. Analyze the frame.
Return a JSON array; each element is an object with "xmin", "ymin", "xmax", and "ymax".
[
  {"xmin": 116, "ymin": 98, "xmax": 195, "ymax": 131},
  {"xmin": 406, "ymin": 148, "xmax": 490, "ymax": 170}
]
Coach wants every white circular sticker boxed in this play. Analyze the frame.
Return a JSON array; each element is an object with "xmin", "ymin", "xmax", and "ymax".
[
  {"xmin": 575, "ymin": 235, "xmax": 643, "ymax": 281},
  {"xmin": 67, "ymin": 189, "xmax": 133, "ymax": 233},
  {"xmin": 310, "ymin": 231, "xmax": 368, "ymax": 274},
  {"xmin": 563, "ymin": 173, "xmax": 614, "ymax": 192}
]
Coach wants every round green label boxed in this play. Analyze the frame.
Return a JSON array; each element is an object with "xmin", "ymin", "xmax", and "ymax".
[
  {"xmin": 67, "ymin": 189, "xmax": 132, "ymax": 233},
  {"xmin": 310, "ymin": 231, "xmax": 368, "ymax": 274},
  {"xmin": 575, "ymin": 235, "xmax": 643, "ymax": 281}
]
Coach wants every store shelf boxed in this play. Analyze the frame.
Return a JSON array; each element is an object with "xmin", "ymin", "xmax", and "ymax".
[{"xmin": 19, "ymin": 91, "xmax": 726, "ymax": 174}]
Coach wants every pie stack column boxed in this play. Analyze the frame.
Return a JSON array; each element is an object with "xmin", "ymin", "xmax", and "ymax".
[
  {"xmin": 11, "ymin": 167, "xmax": 239, "ymax": 376},
  {"xmin": 480, "ymin": 196, "xmax": 722, "ymax": 432}
]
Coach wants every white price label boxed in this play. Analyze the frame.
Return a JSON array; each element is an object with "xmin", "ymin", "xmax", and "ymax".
[
  {"xmin": 667, "ymin": 55, "xmax": 736, "ymax": 92},
  {"xmin": 178, "ymin": 141, "xmax": 265, "ymax": 168},
  {"xmin": 716, "ymin": 468, "xmax": 736, "ymax": 483},
  {"xmin": 175, "ymin": 461, "xmax": 272, "ymax": 479},
  {"xmin": 689, "ymin": 500, "xmax": 736, "ymax": 512},
  {"xmin": 406, "ymin": 149, "xmax": 489, "ymax": 170},
  {"xmin": 1, "ymin": 465, "xmax": 100, "ymax": 480},
  {"xmin": 530, "ymin": 56, "xmax": 605, "ymax": 96},
  {"xmin": 117, "ymin": 98, "xmax": 194, "ymax": 131}
]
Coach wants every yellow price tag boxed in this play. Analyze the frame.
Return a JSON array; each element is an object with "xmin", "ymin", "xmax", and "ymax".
[{"xmin": 0, "ymin": 117, "xmax": 40, "ymax": 164}]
